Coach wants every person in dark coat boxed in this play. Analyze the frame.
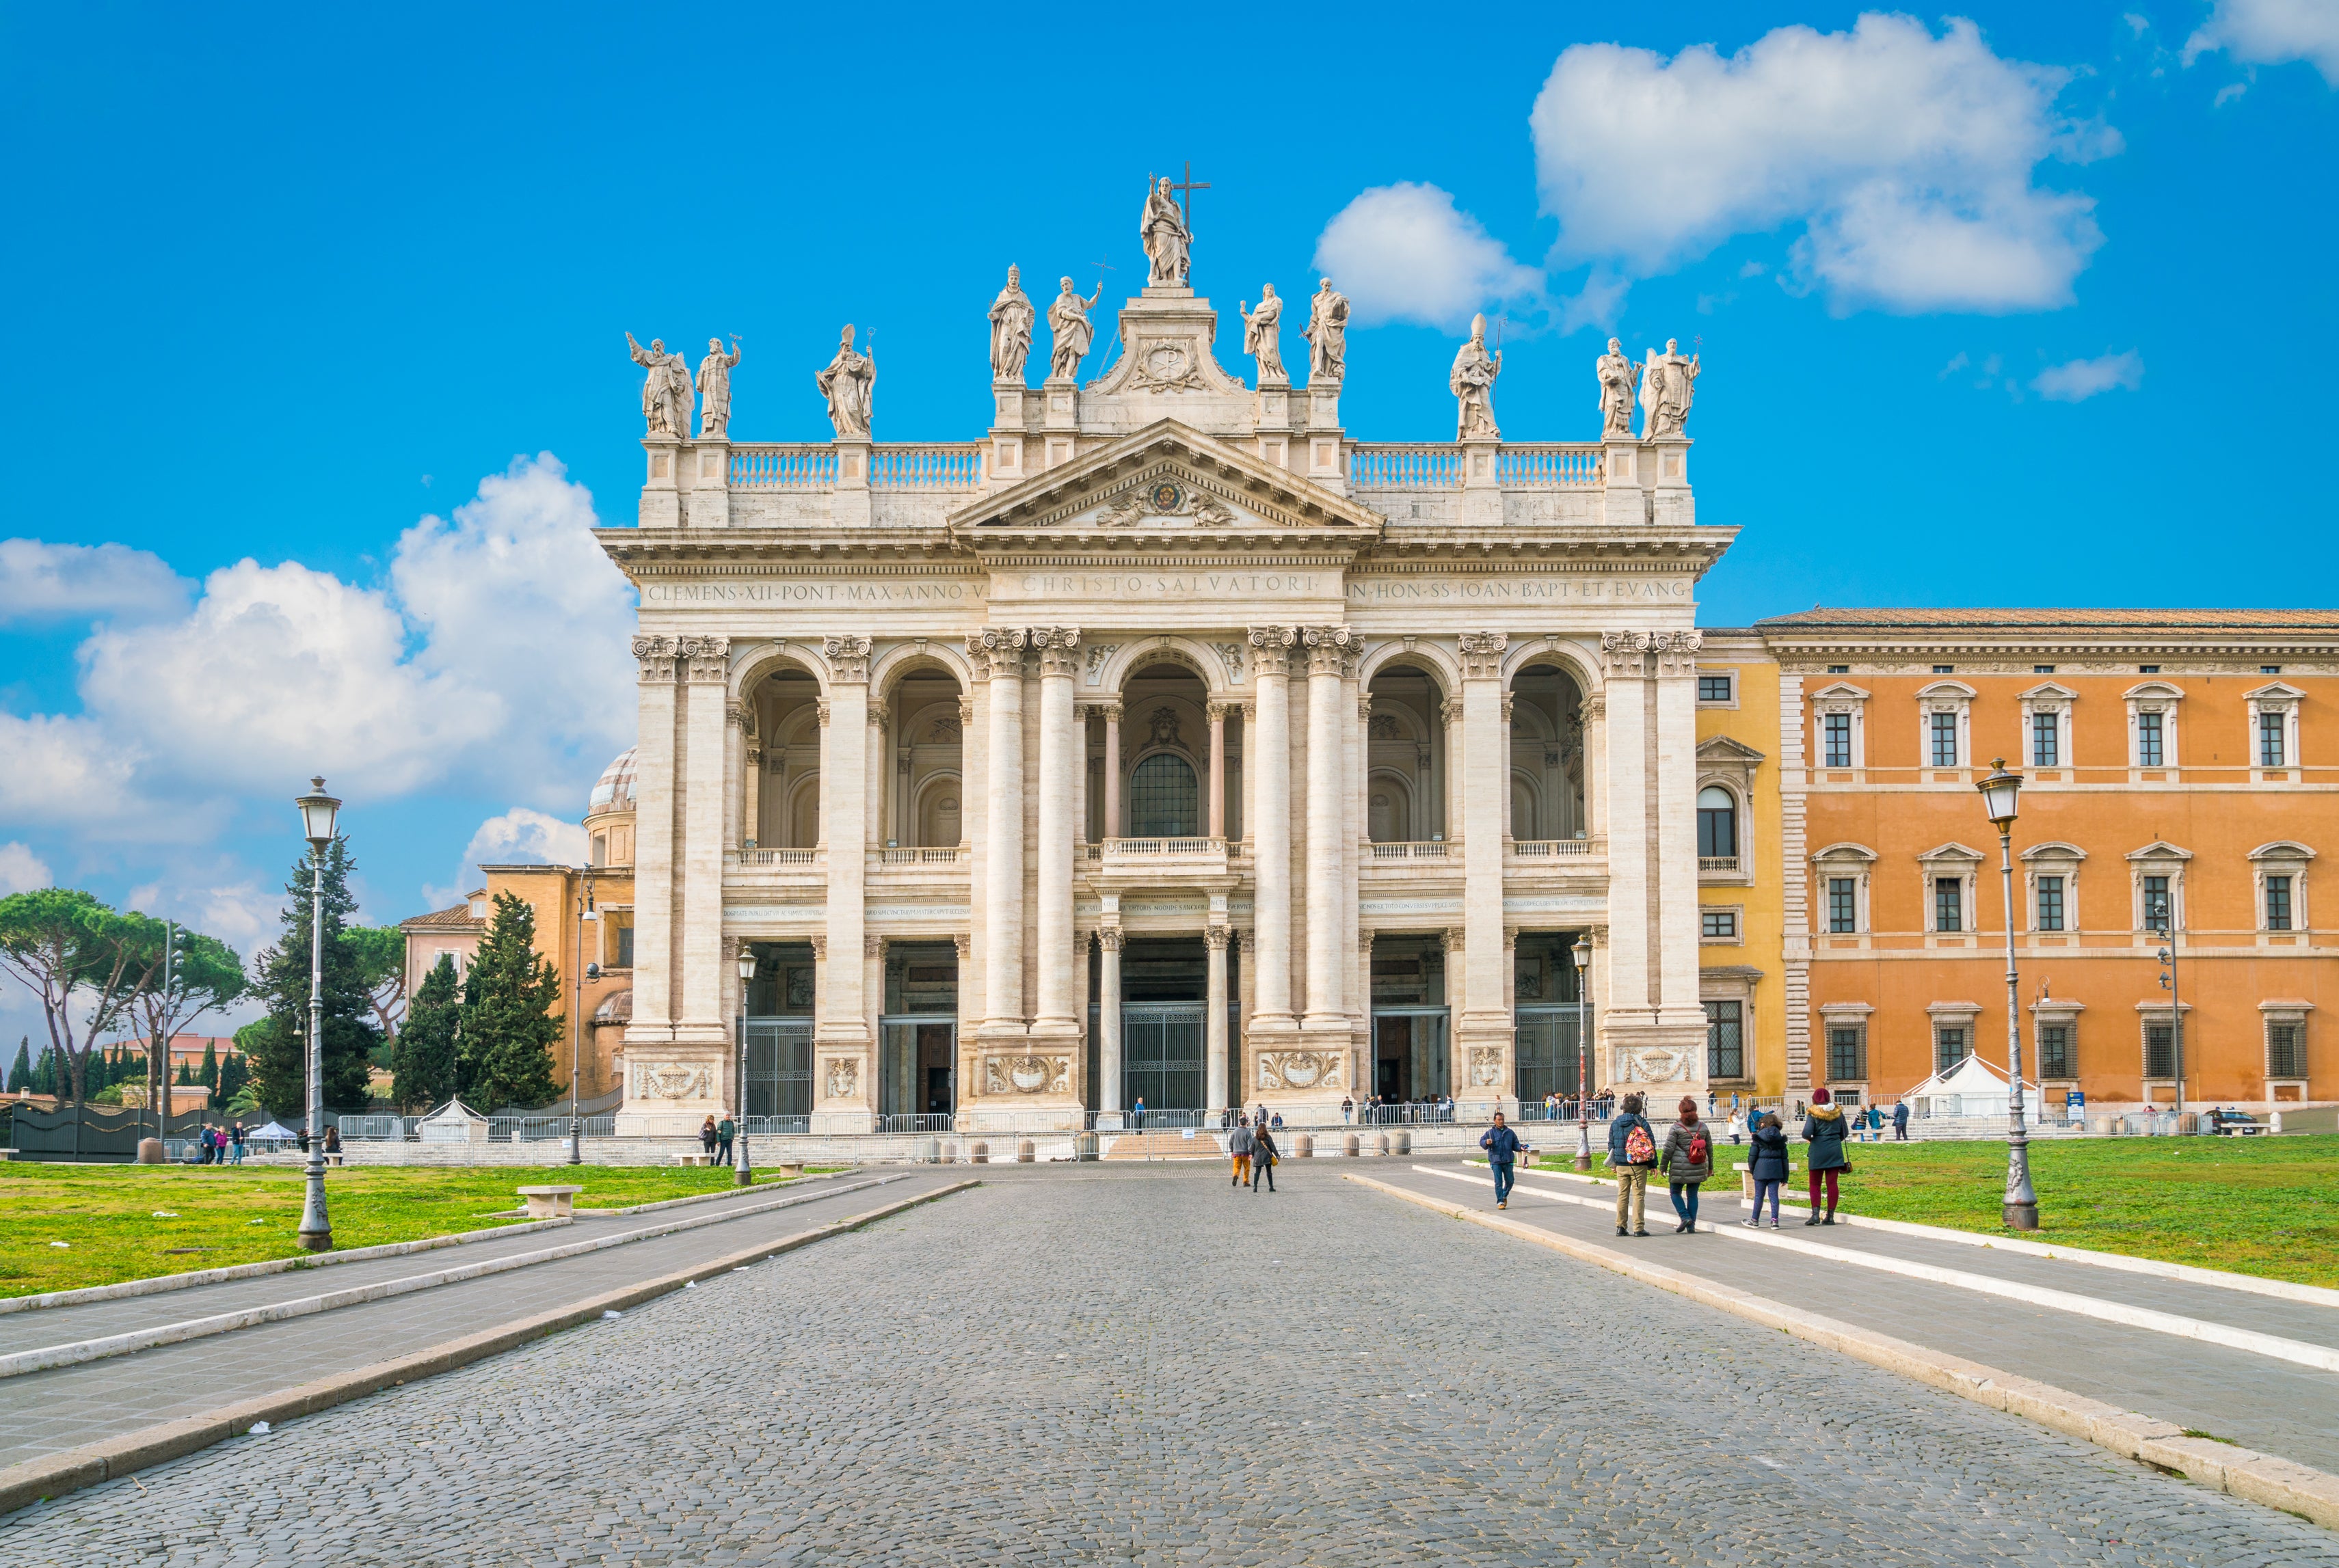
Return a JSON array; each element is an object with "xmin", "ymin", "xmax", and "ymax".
[
  {"xmin": 1743, "ymin": 1113, "xmax": 1789, "ymax": 1228},
  {"xmin": 716, "ymin": 1113, "xmax": 736, "ymax": 1164},
  {"xmin": 1802, "ymin": 1087, "xmax": 1852, "ymax": 1225},
  {"xmin": 1605, "ymin": 1093, "xmax": 1657, "ymax": 1236},
  {"xmin": 1892, "ymin": 1100, "xmax": 1910, "ymax": 1141},
  {"xmin": 1480, "ymin": 1112, "xmax": 1527, "ymax": 1208},
  {"xmin": 1250, "ymin": 1124, "xmax": 1279, "ymax": 1193},
  {"xmin": 1658, "ymin": 1096, "xmax": 1714, "ymax": 1233}
]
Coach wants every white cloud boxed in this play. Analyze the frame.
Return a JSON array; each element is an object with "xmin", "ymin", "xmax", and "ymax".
[
  {"xmin": 1312, "ymin": 183, "xmax": 1544, "ymax": 329},
  {"xmin": 0, "ymin": 843, "xmax": 52, "ymax": 895},
  {"xmin": 2186, "ymin": 0, "xmax": 2339, "ymax": 83},
  {"xmin": 1529, "ymin": 14, "xmax": 2113, "ymax": 313},
  {"xmin": 427, "ymin": 807, "xmax": 590, "ymax": 908},
  {"xmin": 9, "ymin": 455, "xmax": 634, "ymax": 837},
  {"xmin": 0, "ymin": 539, "xmax": 190, "ymax": 625},
  {"xmin": 124, "ymin": 874, "xmax": 279, "ymax": 960},
  {"xmin": 2033, "ymin": 349, "xmax": 2145, "ymax": 401}
]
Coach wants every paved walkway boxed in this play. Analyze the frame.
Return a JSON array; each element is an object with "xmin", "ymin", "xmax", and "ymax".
[
  {"xmin": 0, "ymin": 1170, "xmax": 961, "ymax": 1470},
  {"xmin": 3, "ymin": 1162, "xmax": 2330, "ymax": 1565},
  {"xmin": 1380, "ymin": 1160, "xmax": 2339, "ymax": 1474}
]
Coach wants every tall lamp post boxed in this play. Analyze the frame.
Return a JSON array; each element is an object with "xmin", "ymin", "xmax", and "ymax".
[
  {"xmin": 570, "ymin": 873, "xmax": 596, "ymax": 1167},
  {"xmin": 735, "ymin": 947, "xmax": 757, "ymax": 1186},
  {"xmin": 1573, "ymin": 934, "xmax": 1595, "ymax": 1172},
  {"xmin": 1976, "ymin": 759, "xmax": 2038, "ymax": 1231},
  {"xmin": 294, "ymin": 777, "xmax": 340, "ymax": 1252}
]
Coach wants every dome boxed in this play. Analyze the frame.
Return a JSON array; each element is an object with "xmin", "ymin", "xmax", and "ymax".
[{"xmin": 588, "ymin": 748, "xmax": 638, "ymax": 815}]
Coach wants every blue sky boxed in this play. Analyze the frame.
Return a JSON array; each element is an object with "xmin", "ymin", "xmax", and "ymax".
[{"xmin": 1, "ymin": 1, "xmax": 2334, "ymax": 1038}]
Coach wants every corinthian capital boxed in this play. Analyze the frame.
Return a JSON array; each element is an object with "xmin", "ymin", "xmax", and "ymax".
[
  {"xmin": 1300, "ymin": 625, "xmax": 1355, "ymax": 676},
  {"xmin": 1247, "ymin": 624, "xmax": 1297, "ymax": 678},
  {"xmin": 1032, "ymin": 625, "xmax": 1083, "ymax": 678},
  {"xmin": 1601, "ymin": 630, "xmax": 1650, "ymax": 677},
  {"xmin": 1653, "ymin": 628, "xmax": 1704, "ymax": 677},
  {"xmin": 822, "ymin": 634, "xmax": 873, "ymax": 683},
  {"xmin": 965, "ymin": 626, "xmax": 1028, "ymax": 679},
  {"xmin": 631, "ymin": 634, "xmax": 679, "ymax": 683},
  {"xmin": 678, "ymin": 635, "xmax": 730, "ymax": 683},
  {"xmin": 1457, "ymin": 631, "xmax": 1508, "ymax": 679}
]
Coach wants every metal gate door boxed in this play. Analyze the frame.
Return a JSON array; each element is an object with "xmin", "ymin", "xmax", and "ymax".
[
  {"xmin": 879, "ymin": 1015, "xmax": 957, "ymax": 1126},
  {"xmin": 1514, "ymin": 1005, "xmax": 1583, "ymax": 1106},
  {"xmin": 1122, "ymin": 1003, "xmax": 1205, "ymax": 1112},
  {"xmin": 744, "ymin": 1018, "xmax": 813, "ymax": 1123}
]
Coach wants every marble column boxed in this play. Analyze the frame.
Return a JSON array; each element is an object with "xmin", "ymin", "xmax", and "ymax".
[
  {"xmin": 1456, "ymin": 632, "xmax": 1510, "ymax": 1091},
  {"xmin": 1100, "ymin": 701, "xmax": 1122, "ymax": 839},
  {"xmin": 723, "ymin": 701, "xmax": 745, "ymax": 852},
  {"xmin": 1246, "ymin": 627, "xmax": 1298, "ymax": 1033},
  {"xmin": 742, "ymin": 737, "xmax": 762, "ymax": 849},
  {"xmin": 1097, "ymin": 927, "xmax": 1123, "ymax": 1114},
  {"xmin": 816, "ymin": 636, "xmax": 871, "ymax": 1055},
  {"xmin": 1206, "ymin": 701, "xmax": 1228, "ymax": 839},
  {"xmin": 1205, "ymin": 924, "xmax": 1231, "ymax": 1111},
  {"xmin": 972, "ymin": 629, "xmax": 1027, "ymax": 1036},
  {"xmin": 952, "ymin": 932, "xmax": 976, "ymax": 1101},
  {"xmin": 627, "ymin": 636, "xmax": 679, "ymax": 1040},
  {"xmin": 1032, "ymin": 627, "xmax": 1082, "ymax": 1041},
  {"xmin": 867, "ymin": 701, "xmax": 888, "ymax": 849},
  {"xmin": 1302, "ymin": 627, "xmax": 1353, "ymax": 1034},
  {"xmin": 1599, "ymin": 632, "xmax": 1651, "ymax": 1056},
  {"xmin": 1442, "ymin": 697, "xmax": 1465, "ymax": 843},
  {"xmin": 960, "ymin": 688, "xmax": 987, "ymax": 1031},
  {"xmin": 679, "ymin": 636, "xmax": 731, "ymax": 1037}
]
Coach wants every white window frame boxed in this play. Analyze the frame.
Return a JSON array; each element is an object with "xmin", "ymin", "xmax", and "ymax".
[
  {"xmin": 2124, "ymin": 681, "xmax": 2184, "ymax": 776},
  {"xmin": 1818, "ymin": 1001, "xmax": 1873, "ymax": 1092},
  {"xmin": 1927, "ymin": 1002, "xmax": 1983, "ymax": 1075},
  {"xmin": 2248, "ymin": 841, "xmax": 2314, "ymax": 938},
  {"xmin": 1918, "ymin": 842, "xmax": 1985, "ymax": 940},
  {"xmin": 2126, "ymin": 841, "xmax": 2193, "ymax": 938},
  {"xmin": 1694, "ymin": 666, "xmax": 1740, "ymax": 709},
  {"xmin": 1812, "ymin": 842, "xmax": 1877, "ymax": 941},
  {"xmin": 1810, "ymin": 681, "xmax": 1869, "ymax": 776},
  {"xmin": 2245, "ymin": 681, "xmax": 2303, "ymax": 783},
  {"xmin": 2260, "ymin": 1000, "xmax": 2312, "ymax": 1092},
  {"xmin": 2019, "ymin": 841, "xmax": 2087, "ymax": 935},
  {"xmin": 2018, "ymin": 682, "xmax": 2076, "ymax": 777},
  {"xmin": 2136, "ymin": 1001, "xmax": 2193, "ymax": 1099},
  {"xmin": 2029, "ymin": 999, "xmax": 2085, "ymax": 1084},
  {"xmin": 1700, "ymin": 904, "xmax": 1745, "ymax": 945},
  {"xmin": 1695, "ymin": 735, "xmax": 1763, "ymax": 887},
  {"xmin": 1916, "ymin": 679, "xmax": 1976, "ymax": 775}
]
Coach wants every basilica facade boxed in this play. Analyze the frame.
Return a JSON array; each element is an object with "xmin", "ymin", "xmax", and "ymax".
[{"xmin": 599, "ymin": 222, "xmax": 1728, "ymax": 1133}]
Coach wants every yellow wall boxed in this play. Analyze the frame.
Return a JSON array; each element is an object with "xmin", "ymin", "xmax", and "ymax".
[{"xmin": 1696, "ymin": 635, "xmax": 1789, "ymax": 1097}]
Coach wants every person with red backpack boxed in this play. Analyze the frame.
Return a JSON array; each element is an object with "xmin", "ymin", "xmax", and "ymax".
[
  {"xmin": 1605, "ymin": 1092, "xmax": 1657, "ymax": 1236},
  {"xmin": 1659, "ymin": 1096, "xmax": 1715, "ymax": 1233}
]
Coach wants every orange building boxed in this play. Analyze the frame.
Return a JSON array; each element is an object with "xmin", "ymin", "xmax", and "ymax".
[{"xmin": 1756, "ymin": 609, "xmax": 2334, "ymax": 1114}]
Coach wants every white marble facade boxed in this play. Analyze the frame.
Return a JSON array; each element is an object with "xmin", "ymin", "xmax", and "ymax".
[{"xmin": 604, "ymin": 239, "xmax": 1730, "ymax": 1132}]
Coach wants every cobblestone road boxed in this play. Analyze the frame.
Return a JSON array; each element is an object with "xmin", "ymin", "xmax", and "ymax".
[{"xmin": 4, "ymin": 1162, "xmax": 2331, "ymax": 1566}]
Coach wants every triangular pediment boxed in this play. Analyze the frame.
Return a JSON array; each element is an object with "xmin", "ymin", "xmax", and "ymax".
[
  {"xmin": 946, "ymin": 420, "xmax": 1383, "ymax": 545},
  {"xmin": 1696, "ymin": 735, "xmax": 1767, "ymax": 764}
]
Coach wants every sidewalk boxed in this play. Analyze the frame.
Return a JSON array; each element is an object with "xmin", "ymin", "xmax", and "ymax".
[
  {"xmin": 0, "ymin": 1169, "xmax": 968, "ymax": 1472},
  {"xmin": 1372, "ymin": 1160, "xmax": 2339, "ymax": 1476}
]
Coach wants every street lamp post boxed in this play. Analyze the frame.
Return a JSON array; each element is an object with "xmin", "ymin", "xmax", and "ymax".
[
  {"xmin": 294, "ymin": 776, "xmax": 340, "ymax": 1252},
  {"xmin": 571, "ymin": 873, "xmax": 596, "ymax": 1167},
  {"xmin": 1976, "ymin": 758, "xmax": 2038, "ymax": 1231},
  {"xmin": 1573, "ymin": 934, "xmax": 1594, "ymax": 1173},
  {"xmin": 735, "ymin": 947, "xmax": 757, "ymax": 1186}
]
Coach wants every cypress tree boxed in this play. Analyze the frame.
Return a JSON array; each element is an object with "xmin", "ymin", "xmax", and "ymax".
[
  {"xmin": 175, "ymin": 1056, "xmax": 195, "ymax": 1086},
  {"xmin": 394, "ymin": 951, "xmax": 462, "ymax": 1109},
  {"xmin": 217, "ymin": 1046, "xmax": 249, "ymax": 1106},
  {"xmin": 31, "ymin": 1044, "xmax": 57, "ymax": 1096},
  {"xmin": 249, "ymin": 837, "xmax": 379, "ymax": 1113},
  {"xmin": 458, "ymin": 893, "xmax": 563, "ymax": 1110},
  {"xmin": 5, "ymin": 1037, "xmax": 27, "ymax": 1092},
  {"xmin": 200, "ymin": 1038, "xmax": 219, "ymax": 1091}
]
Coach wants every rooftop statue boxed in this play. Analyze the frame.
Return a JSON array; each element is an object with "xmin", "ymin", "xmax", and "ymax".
[
  {"xmin": 1047, "ymin": 277, "xmax": 1103, "ymax": 383},
  {"xmin": 1450, "ymin": 314, "xmax": 1501, "ymax": 441},
  {"xmin": 816, "ymin": 325, "xmax": 875, "ymax": 440},
  {"xmin": 1596, "ymin": 337, "xmax": 1640, "ymax": 441},
  {"xmin": 1240, "ymin": 284, "xmax": 1285, "ymax": 386},
  {"xmin": 1305, "ymin": 279, "xmax": 1349, "ymax": 383},
  {"xmin": 989, "ymin": 265, "xmax": 1034, "ymax": 384},
  {"xmin": 696, "ymin": 336, "xmax": 742, "ymax": 439},
  {"xmin": 626, "ymin": 333, "xmax": 693, "ymax": 438},
  {"xmin": 1642, "ymin": 338, "xmax": 1700, "ymax": 440},
  {"xmin": 1140, "ymin": 176, "xmax": 1192, "ymax": 288}
]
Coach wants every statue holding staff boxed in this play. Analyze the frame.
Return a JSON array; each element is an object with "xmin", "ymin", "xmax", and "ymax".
[
  {"xmin": 1240, "ymin": 284, "xmax": 1285, "ymax": 384},
  {"xmin": 816, "ymin": 324, "xmax": 874, "ymax": 439},
  {"xmin": 989, "ymin": 265, "xmax": 1034, "ymax": 383}
]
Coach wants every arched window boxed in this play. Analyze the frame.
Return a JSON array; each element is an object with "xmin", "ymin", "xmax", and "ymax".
[
  {"xmin": 1697, "ymin": 785, "xmax": 1738, "ymax": 861},
  {"xmin": 1128, "ymin": 753, "xmax": 1199, "ymax": 837}
]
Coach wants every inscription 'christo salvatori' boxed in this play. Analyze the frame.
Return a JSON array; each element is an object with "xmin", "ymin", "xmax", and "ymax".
[
  {"xmin": 1015, "ymin": 571, "xmax": 1325, "ymax": 597},
  {"xmin": 641, "ymin": 579, "xmax": 987, "ymax": 605},
  {"xmin": 1349, "ymin": 576, "xmax": 1692, "ymax": 603}
]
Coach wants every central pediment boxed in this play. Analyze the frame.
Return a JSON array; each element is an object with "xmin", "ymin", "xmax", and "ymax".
[{"xmin": 946, "ymin": 420, "xmax": 1383, "ymax": 550}]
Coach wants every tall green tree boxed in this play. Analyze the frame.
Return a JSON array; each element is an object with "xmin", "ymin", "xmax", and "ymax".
[
  {"xmin": 395, "ymin": 951, "xmax": 462, "ymax": 1109},
  {"xmin": 30, "ymin": 1043, "xmax": 57, "ymax": 1096},
  {"xmin": 4, "ymin": 1038, "xmax": 27, "ymax": 1092},
  {"xmin": 343, "ymin": 925, "xmax": 410, "ymax": 1044},
  {"xmin": 119, "ymin": 919, "xmax": 244, "ymax": 1130},
  {"xmin": 199, "ymin": 1038, "xmax": 219, "ymax": 1092},
  {"xmin": 217, "ymin": 1046, "xmax": 250, "ymax": 1107},
  {"xmin": 249, "ymin": 837, "xmax": 378, "ymax": 1114},
  {"xmin": 458, "ymin": 892, "xmax": 563, "ymax": 1109},
  {"xmin": 0, "ymin": 889, "xmax": 155, "ymax": 1105}
]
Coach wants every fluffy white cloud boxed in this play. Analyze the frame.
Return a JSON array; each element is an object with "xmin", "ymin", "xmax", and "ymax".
[
  {"xmin": 1313, "ymin": 183, "xmax": 1544, "ymax": 329},
  {"xmin": 0, "ymin": 843, "xmax": 53, "ymax": 895},
  {"xmin": 2187, "ymin": 0, "xmax": 2339, "ymax": 83},
  {"xmin": 0, "ymin": 539, "xmax": 189, "ymax": 625},
  {"xmin": 1529, "ymin": 14, "xmax": 2113, "ymax": 312},
  {"xmin": 2033, "ymin": 350, "xmax": 2145, "ymax": 401},
  {"xmin": 125, "ymin": 874, "xmax": 280, "ymax": 960},
  {"xmin": 0, "ymin": 712, "xmax": 162, "ymax": 831},
  {"xmin": 427, "ymin": 807, "xmax": 591, "ymax": 908}
]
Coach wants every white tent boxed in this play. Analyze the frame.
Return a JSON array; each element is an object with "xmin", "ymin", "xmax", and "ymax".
[
  {"xmin": 1906, "ymin": 1052, "xmax": 2046, "ymax": 1121},
  {"xmin": 244, "ymin": 1120, "xmax": 299, "ymax": 1146}
]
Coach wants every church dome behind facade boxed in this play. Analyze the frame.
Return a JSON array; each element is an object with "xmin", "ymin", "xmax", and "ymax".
[{"xmin": 589, "ymin": 748, "xmax": 638, "ymax": 815}]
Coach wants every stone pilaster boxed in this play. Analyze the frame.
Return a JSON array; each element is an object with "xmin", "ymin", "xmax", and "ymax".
[
  {"xmin": 1456, "ymin": 632, "xmax": 1511, "ymax": 1086},
  {"xmin": 1780, "ymin": 673, "xmax": 1812, "ymax": 1095},
  {"xmin": 1246, "ymin": 627, "xmax": 1298, "ymax": 1035},
  {"xmin": 1097, "ymin": 926, "xmax": 1123, "ymax": 1118},
  {"xmin": 678, "ymin": 636, "xmax": 730, "ymax": 1040},
  {"xmin": 816, "ymin": 636, "xmax": 871, "ymax": 1060},
  {"xmin": 1205, "ymin": 924, "xmax": 1231, "ymax": 1113},
  {"xmin": 625, "ymin": 636, "xmax": 679, "ymax": 1043},
  {"xmin": 1031, "ymin": 627, "xmax": 1083, "ymax": 1042},
  {"xmin": 1205, "ymin": 701, "xmax": 1228, "ymax": 839},
  {"xmin": 1301, "ymin": 626, "xmax": 1354, "ymax": 1038},
  {"xmin": 639, "ymin": 436, "xmax": 682, "ymax": 529},
  {"xmin": 971, "ymin": 629, "xmax": 1028, "ymax": 1039}
]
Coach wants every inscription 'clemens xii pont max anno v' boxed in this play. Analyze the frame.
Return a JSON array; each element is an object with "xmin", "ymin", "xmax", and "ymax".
[{"xmin": 594, "ymin": 170, "xmax": 1728, "ymax": 1137}]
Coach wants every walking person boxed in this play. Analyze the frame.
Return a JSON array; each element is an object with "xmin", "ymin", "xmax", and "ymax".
[
  {"xmin": 1660, "ymin": 1097, "xmax": 1714, "ymax": 1232},
  {"xmin": 1480, "ymin": 1111, "xmax": 1526, "ymax": 1209},
  {"xmin": 699, "ymin": 1115, "xmax": 718, "ymax": 1158},
  {"xmin": 1892, "ymin": 1099, "xmax": 1910, "ymax": 1141},
  {"xmin": 1341, "ymin": 1095, "xmax": 1354, "ymax": 1124},
  {"xmin": 715, "ymin": 1111, "xmax": 736, "ymax": 1164},
  {"xmin": 1251, "ymin": 1122, "xmax": 1279, "ymax": 1192},
  {"xmin": 230, "ymin": 1123, "xmax": 245, "ymax": 1164},
  {"xmin": 1743, "ymin": 1111, "xmax": 1788, "ymax": 1228},
  {"xmin": 1725, "ymin": 1107, "xmax": 1744, "ymax": 1146},
  {"xmin": 1802, "ymin": 1087, "xmax": 1852, "ymax": 1226},
  {"xmin": 1606, "ymin": 1093, "xmax": 1657, "ymax": 1236},
  {"xmin": 1229, "ymin": 1116, "xmax": 1255, "ymax": 1188}
]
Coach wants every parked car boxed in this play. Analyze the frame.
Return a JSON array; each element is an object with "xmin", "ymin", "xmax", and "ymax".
[{"xmin": 2206, "ymin": 1107, "xmax": 2262, "ymax": 1135}]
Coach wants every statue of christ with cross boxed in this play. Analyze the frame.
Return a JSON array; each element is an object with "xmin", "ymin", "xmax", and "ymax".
[{"xmin": 1139, "ymin": 164, "xmax": 1207, "ymax": 288}]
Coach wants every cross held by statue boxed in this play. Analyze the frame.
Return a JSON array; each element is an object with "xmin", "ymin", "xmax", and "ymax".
[{"xmin": 1171, "ymin": 161, "xmax": 1208, "ymax": 227}]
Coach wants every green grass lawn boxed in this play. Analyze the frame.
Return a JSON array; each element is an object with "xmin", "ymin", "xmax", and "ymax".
[
  {"xmin": 0, "ymin": 1163, "xmax": 825, "ymax": 1299},
  {"xmin": 1529, "ymin": 1135, "xmax": 2339, "ymax": 1288}
]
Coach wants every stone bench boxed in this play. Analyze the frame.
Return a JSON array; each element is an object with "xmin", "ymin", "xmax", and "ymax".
[
  {"xmin": 516, "ymin": 1184, "xmax": 583, "ymax": 1219},
  {"xmin": 677, "ymin": 1152, "xmax": 714, "ymax": 1167}
]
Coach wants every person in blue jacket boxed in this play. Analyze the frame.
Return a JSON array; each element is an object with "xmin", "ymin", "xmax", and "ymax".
[{"xmin": 1480, "ymin": 1112, "xmax": 1527, "ymax": 1208}]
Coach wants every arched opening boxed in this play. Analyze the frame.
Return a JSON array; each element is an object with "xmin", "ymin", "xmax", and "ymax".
[
  {"xmin": 1508, "ymin": 664, "xmax": 1588, "ymax": 841},
  {"xmin": 883, "ymin": 667, "xmax": 967, "ymax": 848},
  {"xmin": 751, "ymin": 668, "xmax": 823, "ymax": 848},
  {"xmin": 1130, "ymin": 753, "xmax": 1199, "ymax": 837},
  {"xmin": 1101, "ymin": 659, "xmax": 1222, "ymax": 839},
  {"xmin": 1365, "ymin": 663, "xmax": 1447, "ymax": 842},
  {"xmin": 1697, "ymin": 785, "xmax": 1739, "ymax": 863}
]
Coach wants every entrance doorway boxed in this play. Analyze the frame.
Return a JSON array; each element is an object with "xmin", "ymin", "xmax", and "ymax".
[
  {"xmin": 1512, "ymin": 931, "xmax": 1587, "ymax": 1109},
  {"xmin": 742, "ymin": 940, "xmax": 816, "ymax": 1124},
  {"xmin": 1372, "ymin": 1010, "xmax": 1450, "ymax": 1104},
  {"xmin": 880, "ymin": 941, "xmax": 959, "ymax": 1124},
  {"xmin": 1118, "ymin": 936, "xmax": 1207, "ymax": 1111}
]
